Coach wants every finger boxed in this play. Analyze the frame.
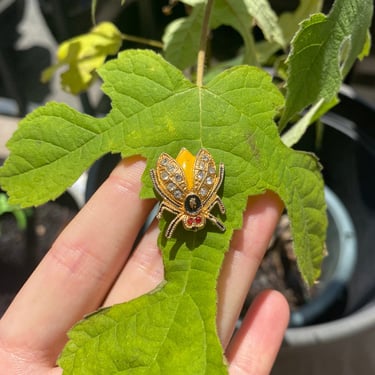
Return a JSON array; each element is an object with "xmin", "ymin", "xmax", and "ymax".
[
  {"xmin": 217, "ymin": 191, "xmax": 284, "ymax": 347},
  {"xmin": 106, "ymin": 190, "xmax": 282, "ymax": 345},
  {"xmin": 103, "ymin": 220, "xmax": 164, "ymax": 306},
  {"xmin": 0, "ymin": 157, "xmax": 154, "ymax": 362},
  {"xmin": 227, "ymin": 290, "xmax": 289, "ymax": 375},
  {"xmin": 106, "ymin": 191, "xmax": 282, "ymax": 339}
]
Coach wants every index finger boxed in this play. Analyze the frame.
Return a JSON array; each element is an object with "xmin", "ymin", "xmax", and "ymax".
[{"xmin": 0, "ymin": 157, "xmax": 154, "ymax": 362}]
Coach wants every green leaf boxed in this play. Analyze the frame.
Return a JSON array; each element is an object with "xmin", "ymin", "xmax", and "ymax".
[
  {"xmin": 210, "ymin": 0, "xmax": 258, "ymax": 66},
  {"xmin": 162, "ymin": 4, "xmax": 204, "ymax": 70},
  {"xmin": 277, "ymin": 0, "xmax": 323, "ymax": 44},
  {"xmin": 163, "ymin": 0, "xmax": 286, "ymax": 69},
  {"xmin": 0, "ymin": 50, "xmax": 326, "ymax": 373},
  {"xmin": 41, "ymin": 22, "xmax": 123, "ymax": 94},
  {"xmin": 359, "ymin": 30, "xmax": 372, "ymax": 60},
  {"xmin": 0, "ymin": 193, "xmax": 31, "ymax": 230},
  {"xmin": 0, "ymin": 104, "xmax": 112, "ymax": 206},
  {"xmin": 280, "ymin": 0, "xmax": 374, "ymax": 127},
  {"xmin": 256, "ymin": 0, "xmax": 323, "ymax": 64},
  {"xmin": 281, "ymin": 96, "xmax": 339, "ymax": 147},
  {"xmin": 281, "ymin": 99, "xmax": 325, "ymax": 148},
  {"xmin": 241, "ymin": 0, "xmax": 286, "ymax": 48}
]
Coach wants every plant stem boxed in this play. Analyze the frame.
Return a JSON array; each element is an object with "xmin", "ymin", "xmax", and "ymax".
[
  {"xmin": 121, "ymin": 33, "xmax": 163, "ymax": 49},
  {"xmin": 196, "ymin": 0, "xmax": 215, "ymax": 87}
]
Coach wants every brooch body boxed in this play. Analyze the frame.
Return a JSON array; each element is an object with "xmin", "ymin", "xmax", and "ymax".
[{"xmin": 150, "ymin": 148, "xmax": 226, "ymax": 238}]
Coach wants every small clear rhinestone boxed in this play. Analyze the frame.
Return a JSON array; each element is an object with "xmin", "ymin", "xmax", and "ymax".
[
  {"xmin": 175, "ymin": 174, "xmax": 183, "ymax": 182},
  {"xmin": 167, "ymin": 182, "xmax": 176, "ymax": 191},
  {"xmin": 174, "ymin": 190, "xmax": 182, "ymax": 199},
  {"xmin": 208, "ymin": 166, "xmax": 216, "ymax": 174},
  {"xmin": 167, "ymin": 164, "xmax": 175, "ymax": 173},
  {"xmin": 161, "ymin": 158, "xmax": 169, "ymax": 166},
  {"xmin": 161, "ymin": 171, "xmax": 169, "ymax": 181},
  {"xmin": 197, "ymin": 170, "xmax": 204, "ymax": 180},
  {"xmin": 200, "ymin": 187, "xmax": 208, "ymax": 196},
  {"xmin": 206, "ymin": 176, "xmax": 213, "ymax": 185}
]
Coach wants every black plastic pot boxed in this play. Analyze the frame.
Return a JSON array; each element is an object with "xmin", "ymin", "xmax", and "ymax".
[
  {"xmin": 272, "ymin": 92, "xmax": 375, "ymax": 374},
  {"xmin": 289, "ymin": 186, "xmax": 357, "ymax": 327},
  {"xmin": 295, "ymin": 92, "xmax": 375, "ymax": 318}
]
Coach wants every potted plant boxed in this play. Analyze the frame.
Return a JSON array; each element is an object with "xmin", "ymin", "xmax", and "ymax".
[
  {"xmin": 270, "ymin": 92, "xmax": 375, "ymax": 374},
  {"xmin": 0, "ymin": 0, "xmax": 373, "ymax": 374}
]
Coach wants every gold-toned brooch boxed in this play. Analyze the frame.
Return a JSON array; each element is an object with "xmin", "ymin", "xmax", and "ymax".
[{"xmin": 150, "ymin": 148, "xmax": 226, "ymax": 238}]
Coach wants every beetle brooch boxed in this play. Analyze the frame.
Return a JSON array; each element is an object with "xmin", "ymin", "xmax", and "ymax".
[{"xmin": 150, "ymin": 148, "xmax": 226, "ymax": 238}]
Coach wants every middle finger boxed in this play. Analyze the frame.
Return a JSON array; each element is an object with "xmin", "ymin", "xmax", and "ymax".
[
  {"xmin": 103, "ymin": 191, "xmax": 282, "ymax": 348},
  {"xmin": 217, "ymin": 191, "xmax": 283, "ymax": 347}
]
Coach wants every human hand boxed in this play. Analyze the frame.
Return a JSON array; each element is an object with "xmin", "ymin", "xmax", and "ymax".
[{"xmin": 0, "ymin": 157, "xmax": 289, "ymax": 374}]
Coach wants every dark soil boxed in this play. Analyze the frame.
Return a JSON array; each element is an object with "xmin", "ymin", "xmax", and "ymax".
[{"xmin": 0, "ymin": 197, "xmax": 78, "ymax": 317}]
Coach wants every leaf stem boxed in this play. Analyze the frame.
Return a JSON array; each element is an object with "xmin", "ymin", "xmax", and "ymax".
[
  {"xmin": 121, "ymin": 33, "xmax": 163, "ymax": 49},
  {"xmin": 196, "ymin": 0, "xmax": 215, "ymax": 87}
]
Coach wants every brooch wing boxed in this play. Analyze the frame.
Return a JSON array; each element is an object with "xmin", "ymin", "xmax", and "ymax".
[
  {"xmin": 151, "ymin": 152, "xmax": 187, "ymax": 205},
  {"xmin": 193, "ymin": 148, "xmax": 220, "ymax": 202}
]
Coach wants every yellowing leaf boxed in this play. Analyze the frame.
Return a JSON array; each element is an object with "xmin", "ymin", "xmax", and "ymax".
[{"xmin": 41, "ymin": 22, "xmax": 123, "ymax": 94}]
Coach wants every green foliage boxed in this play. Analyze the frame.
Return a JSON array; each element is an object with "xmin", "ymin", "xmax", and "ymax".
[
  {"xmin": 162, "ymin": 0, "xmax": 372, "ymax": 143},
  {"xmin": 163, "ymin": 0, "xmax": 285, "ymax": 68},
  {"xmin": 1, "ymin": 50, "xmax": 326, "ymax": 373},
  {"xmin": 0, "ymin": 193, "xmax": 32, "ymax": 231},
  {"xmin": 165, "ymin": 0, "xmax": 372, "ymax": 142},
  {"xmin": 255, "ymin": 0, "xmax": 323, "ymax": 63},
  {"xmin": 163, "ymin": 3, "xmax": 204, "ymax": 69},
  {"xmin": 280, "ymin": 0, "xmax": 373, "ymax": 128},
  {"xmin": 0, "ymin": 104, "xmax": 112, "ymax": 206}
]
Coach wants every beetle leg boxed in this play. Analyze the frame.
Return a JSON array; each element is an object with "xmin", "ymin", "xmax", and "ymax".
[
  {"xmin": 207, "ymin": 213, "xmax": 226, "ymax": 232},
  {"xmin": 165, "ymin": 212, "xmax": 185, "ymax": 238},
  {"xmin": 207, "ymin": 196, "xmax": 226, "ymax": 214},
  {"xmin": 157, "ymin": 201, "xmax": 180, "ymax": 219}
]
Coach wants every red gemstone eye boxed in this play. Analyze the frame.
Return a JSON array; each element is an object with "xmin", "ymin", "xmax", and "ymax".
[
  {"xmin": 195, "ymin": 216, "xmax": 202, "ymax": 224},
  {"xmin": 187, "ymin": 217, "xmax": 194, "ymax": 226}
]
